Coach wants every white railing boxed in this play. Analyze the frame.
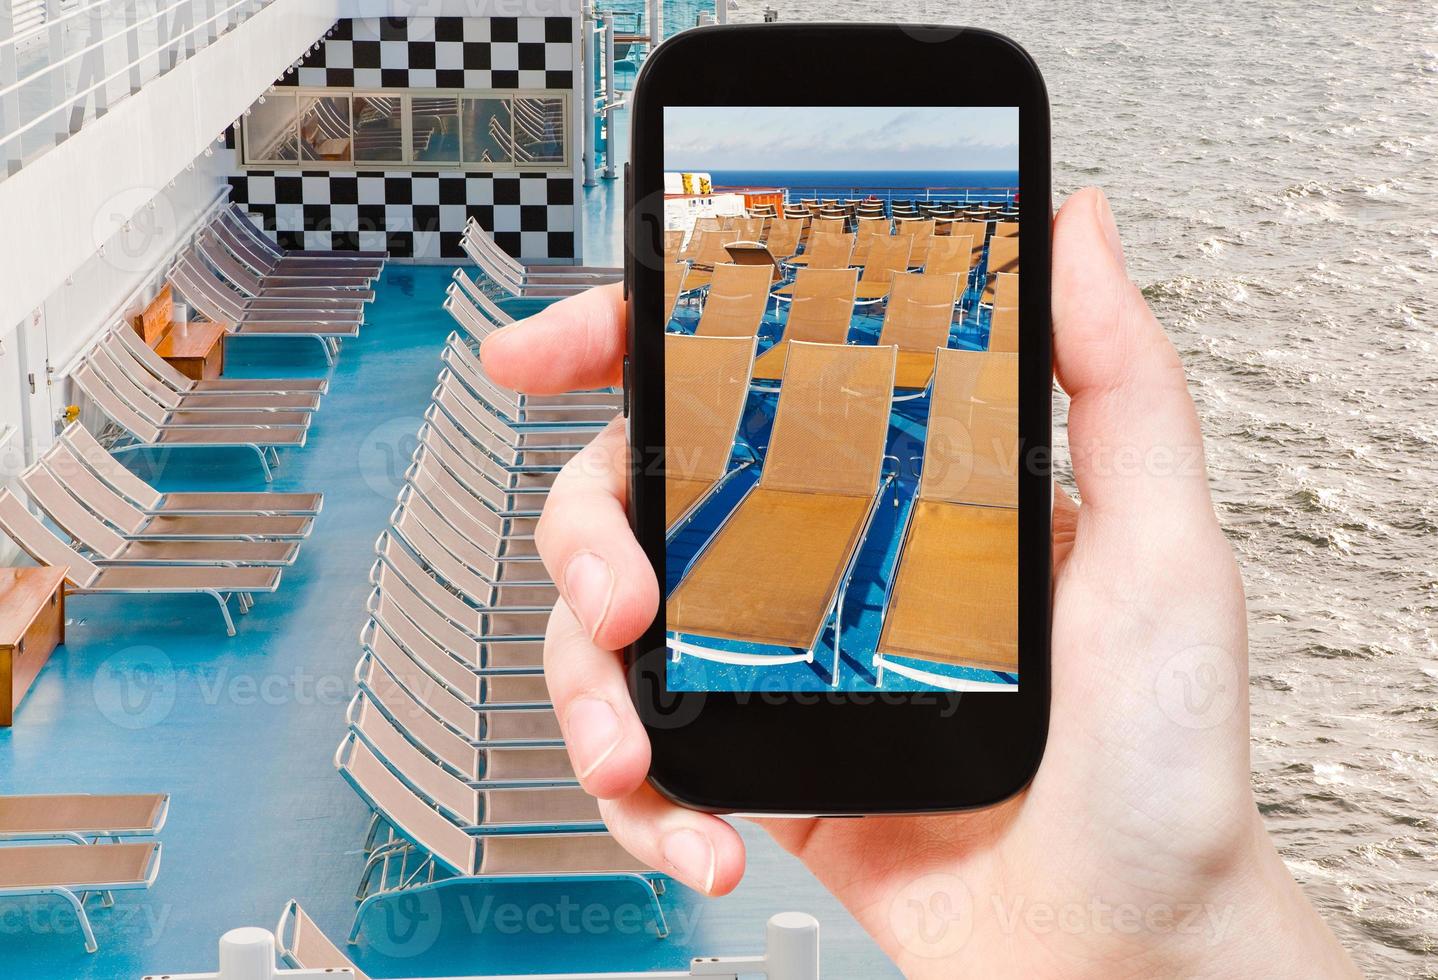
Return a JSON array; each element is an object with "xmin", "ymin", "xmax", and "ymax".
[{"xmin": 0, "ymin": 0, "xmax": 279, "ymax": 180}]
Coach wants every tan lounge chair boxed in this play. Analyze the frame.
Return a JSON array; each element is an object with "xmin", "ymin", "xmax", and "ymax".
[
  {"xmin": 109, "ymin": 322, "xmax": 329, "ymax": 397},
  {"xmin": 0, "ymin": 842, "xmax": 161, "ymax": 952},
  {"xmin": 335, "ymin": 736, "xmax": 666, "ymax": 942},
  {"xmin": 783, "ymin": 230, "xmax": 854, "ymax": 273},
  {"xmin": 277, "ymin": 900, "xmax": 371, "ymax": 978},
  {"xmin": 982, "ymin": 235, "xmax": 1019, "ymax": 305},
  {"xmin": 0, "ymin": 490, "xmax": 280, "ymax": 635},
  {"xmin": 100, "ymin": 334, "xmax": 321, "ymax": 412},
  {"xmin": 692, "ymin": 263, "xmax": 772, "ymax": 339},
  {"xmin": 853, "ymin": 235, "xmax": 914, "ymax": 304},
  {"xmin": 665, "ymin": 334, "xmax": 758, "ymax": 534},
  {"xmin": 751, "ymin": 267, "xmax": 859, "ymax": 381},
  {"xmin": 763, "ymin": 217, "xmax": 804, "ymax": 261},
  {"xmin": 877, "ymin": 272, "xmax": 963, "ymax": 396},
  {"xmin": 38, "ymin": 443, "xmax": 312, "ymax": 539},
  {"xmin": 874, "ymin": 350, "xmax": 1019, "ymax": 687},
  {"xmin": 70, "ymin": 365, "xmax": 306, "ymax": 482},
  {"xmin": 895, "ymin": 217, "xmax": 936, "ymax": 266},
  {"xmin": 0, "ymin": 792, "xmax": 169, "ymax": 844},
  {"xmin": 60, "ymin": 423, "xmax": 321, "ymax": 516},
  {"xmin": 666, "ymin": 342, "xmax": 897, "ymax": 685}
]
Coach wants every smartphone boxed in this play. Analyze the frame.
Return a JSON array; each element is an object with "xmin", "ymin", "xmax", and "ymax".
[{"xmin": 624, "ymin": 24, "xmax": 1051, "ymax": 814}]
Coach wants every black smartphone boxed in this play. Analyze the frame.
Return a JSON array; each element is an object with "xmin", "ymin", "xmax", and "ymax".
[{"xmin": 624, "ymin": 23, "xmax": 1051, "ymax": 815}]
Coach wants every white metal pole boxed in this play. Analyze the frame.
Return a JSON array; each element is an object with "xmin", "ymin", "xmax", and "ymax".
[
  {"xmin": 765, "ymin": 912, "xmax": 820, "ymax": 980},
  {"xmin": 648, "ymin": 0, "xmax": 663, "ymax": 44},
  {"xmin": 716, "ymin": 0, "xmax": 728, "ymax": 25},
  {"xmin": 602, "ymin": 13, "xmax": 616, "ymax": 179},
  {"xmin": 581, "ymin": 4, "xmax": 596, "ymax": 187},
  {"xmin": 216, "ymin": 927, "xmax": 276, "ymax": 980}
]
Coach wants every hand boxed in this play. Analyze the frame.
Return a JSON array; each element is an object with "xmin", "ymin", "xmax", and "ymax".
[{"xmin": 480, "ymin": 189, "xmax": 1359, "ymax": 977}]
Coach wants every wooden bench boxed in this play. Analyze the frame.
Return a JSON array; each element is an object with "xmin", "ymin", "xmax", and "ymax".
[{"xmin": 0, "ymin": 566, "xmax": 66, "ymax": 726}]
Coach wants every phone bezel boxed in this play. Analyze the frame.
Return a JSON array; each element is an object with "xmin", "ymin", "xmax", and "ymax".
[{"xmin": 625, "ymin": 23, "xmax": 1052, "ymax": 814}]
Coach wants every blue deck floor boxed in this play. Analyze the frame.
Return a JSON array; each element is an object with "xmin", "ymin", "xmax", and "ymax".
[{"xmin": 0, "ymin": 266, "xmax": 898, "ymax": 977}]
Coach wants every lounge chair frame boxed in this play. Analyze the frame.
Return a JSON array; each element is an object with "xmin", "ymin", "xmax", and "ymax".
[{"xmin": 0, "ymin": 842, "xmax": 162, "ymax": 952}]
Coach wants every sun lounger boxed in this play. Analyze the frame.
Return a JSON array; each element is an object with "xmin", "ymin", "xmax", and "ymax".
[
  {"xmin": 0, "ymin": 491, "xmax": 281, "ymax": 634},
  {"xmin": 195, "ymin": 233, "xmax": 375, "ymax": 300},
  {"xmin": 98, "ymin": 336, "xmax": 320, "ymax": 413},
  {"xmin": 85, "ymin": 348, "xmax": 312, "ymax": 429},
  {"xmin": 430, "ymin": 379, "xmax": 591, "ymax": 471},
  {"xmin": 59, "ymin": 423, "xmax": 321, "ymax": 516},
  {"xmin": 667, "ymin": 342, "xmax": 898, "ymax": 685},
  {"xmin": 678, "ymin": 230, "xmax": 741, "ymax": 293},
  {"xmin": 0, "ymin": 842, "xmax": 161, "ymax": 952},
  {"xmin": 874, "ymin": 350, "xmax": 1019, "ymax": 688},
  {"xmin": 763, "ymin": 217, "xmax": 804, "ymax": 261},
  {"xmin": 37, "ymin": 444, "xmax": 312, "ymax": 540},
  {"xmin": 375, "ymin": 531, "xmax": 554, "ymax": 626},
  {"xmin": 664, "ymin": 335, "xmax": 758, "ymax": 534},
  {"xmin": 335, "ymin": 736, "xmax": 664, "ymax": 942},
  {"xmin": 981, "ymin": 235, "xmax": 1019, "ymax": 305},
  {"xmin": 751, "ymin": 267, "xmax": 858, "ymax": 381},
  {"xmin": 923, "ymin": 234, "xmax": 977, "ymax": 281},
  {"xmin": 421, "ymin": 411, "xmax": 555, "ymax": 495},
  {"xmin": 20, "ymin": 467, "xmax": 300, "ymax": 567},
  {"xmin": 783, "ymin": 230, "xmax": 854, "ymax": 274},
  {"xmin": 988, "ymin": 273, "xmax": 1019, "ymax": 353},
  {"xmin": 877, "ymin": 272, "xmax": 964, "ymax": 396},
  {"xmin": 895, "ymin": 217, "xmax": 936, "ymax": 266},
  {"xmin": 70, "ymin": 365, "xmax": 306, "ymax": 481},
  {"xmin": 405, "ymin": 459, "xmax": 537, "ymax": 560},
  {"xmin": 109, "ymin": 323, "xmax": 329, "ymax": 397},
  {"xmin": 664, "ymin": 261, "xmax": 687, "ymax": 325},
  {"xmin": 461, "ymin": 218, "xmax": 619, "ymax": 298},
  {"xmin": 0, "ymin": 793, "xmax": 169, "ymax": 844},
  {"xmin": 276, "ymin": 900, "xmax": 371, "ymax": 978},
  {"xmin": 213, "ymin": 216, "xmax": 382, "ymax": 283},
  {"xmin": 852, "ymin": 235, "xmax": 913, "ymax": 304},
  {"xmin": 224, "ymin": 204, "xmax": 388, "ymax": 264},
  {"xmin": 691, "ymin": 263, "xmax": 773, "ymax": 338},
  {"xmin": 177, "ymin": 250, "xmax": 368, "ymax": 315}
]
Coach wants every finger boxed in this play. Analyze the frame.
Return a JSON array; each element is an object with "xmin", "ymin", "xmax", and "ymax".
[
  {"xmin": 598, "ymin": 782, "xmax": 747, "ymax": 896},
  {"xmin": 536, "ymin": 419, "xmax": 660, "ymax": 651},
  {"xmin": 1051, "ymin": 188, "xmax": 1214, "ymax": 524},
  {"xmin": 480, "ymin": 283, "xmax": 626, "ymax": 394},
  {"xmin": 544, "ymin": 598, "xmax": 651, "ymax": 800}
]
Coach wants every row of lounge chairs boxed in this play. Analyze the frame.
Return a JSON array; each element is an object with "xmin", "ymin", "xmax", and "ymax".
[
  {"xmin": 665, "ymin": 340, "xmax": 1020, "ymax": 689},
  {"xmin": 0, "ymin": 793, "xmax": 168, "ymax": 952},
  {"xmin": 460, "ymin": 217, "xmax": 621, "ymax": 299},
  {"xmin": 330, "ymin": 278, "xmax": 669, "ymax": 944}
]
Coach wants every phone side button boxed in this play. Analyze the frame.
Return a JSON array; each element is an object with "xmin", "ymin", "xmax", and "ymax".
[
  {"xmin": 623, "ymin": 162, "xmax": 632, "ymax": 301},
  {"xmin": 622, "ymin": 354, "xmax": 631, "ymax": 418}
]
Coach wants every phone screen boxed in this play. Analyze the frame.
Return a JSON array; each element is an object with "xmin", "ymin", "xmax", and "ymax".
[{"xmin": 661, "ymin": 106, "xmax": 1020, "ymax": 696}]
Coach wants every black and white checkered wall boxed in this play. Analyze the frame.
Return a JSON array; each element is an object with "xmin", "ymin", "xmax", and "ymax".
[{"xmin": 226, "ymin": 17, "xmax": 578, "ymax": 261}]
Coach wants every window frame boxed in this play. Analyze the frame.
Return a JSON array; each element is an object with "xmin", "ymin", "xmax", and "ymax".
[{"xmin": 241, "ymin": 87, "xmax": 572, "ymax": 172}]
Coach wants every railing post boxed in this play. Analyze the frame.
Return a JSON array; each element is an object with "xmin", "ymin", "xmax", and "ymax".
[
  {"xmin": 45, "ymin": 0, "xmax": 67, "ymax": 146},
  {"xmin": 216, "ymin": 927, "xmax": 276, "ymax": 980},
  {"xmin": 581, "ymin": 3, "xmax": 596, "ymax": 188},
  {"xmin": 601, "ymin": 12, "xmax": 616, "ymax": 179},
  {"xmin": 0, "ymin": 0, "xmax": 20, "ymax": 173},
  {"xmin": 124, "ymin": 0, "xmax": 144, "ymax": 94},
  {"xmin": 765, "ymin": 912, "xmax": 820, "ymax": 980},
  {"xmin": 648, "ymin": 0, "xmax": 662, "ymax": 43},
  {"xmin": 69, "ymin": 1, "xmax": 109, "ymax": 132},
  {"xmin": 716, "ymin": 0, "xmax": 727, "ymax": 25}
]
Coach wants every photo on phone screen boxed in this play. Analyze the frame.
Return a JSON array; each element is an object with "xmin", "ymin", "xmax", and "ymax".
[{"xmin": 661, "ymin": 106, "xmax": 1020, "ymax": 695}]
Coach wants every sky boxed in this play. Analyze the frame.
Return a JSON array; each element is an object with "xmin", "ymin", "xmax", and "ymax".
[{"xmin": 664, "ymin": 106, "xmax": 1019, "ymax": 172}]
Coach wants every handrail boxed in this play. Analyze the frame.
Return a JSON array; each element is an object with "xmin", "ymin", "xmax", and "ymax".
[{"xmin": 1, "ymin": 0, "xmax": 278, "ymax": 179}]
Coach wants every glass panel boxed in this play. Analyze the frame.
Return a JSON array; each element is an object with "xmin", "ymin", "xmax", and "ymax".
[
  {"xmin": 353, "ymin": 95, "xmax": 404, "ymax": 163},
  {"xmin": 411, "ymin": 96, "xmax": 461, "ymax": 164},
  {"xmin": 245, "ymin": 93, "xmax": 298, "ymax": 163},
  {"xmin": 460, "ymin": 97, "xmax": 513, "ymax": 166},
  {"xmin": 298, "ymin": 95, "xmax": 353, "ymax": 162},
  {"xmin": 511, "ymin": 97, "xmax": 566, "ymax": 165}
]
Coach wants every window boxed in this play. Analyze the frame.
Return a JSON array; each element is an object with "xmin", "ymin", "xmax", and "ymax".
[{"xmin": 243, "ymin": 89, "xmax": 569, "ymax": 171}]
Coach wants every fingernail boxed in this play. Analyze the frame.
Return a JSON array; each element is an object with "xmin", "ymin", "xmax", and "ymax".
[
  {"xmin": 563, "ymin": 551, "xmax": 615, "ymax": 640},
  {"xmin": 1094, "ymin": 190, "xmax": 1126, "ymax": 268},
  {"xmin": 662, "ymin": 828, "xmax": 716, "ymax": 893},
  {"xmin": 566, "ymin": 697, "xmax": 622, "ymax": 779}
]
